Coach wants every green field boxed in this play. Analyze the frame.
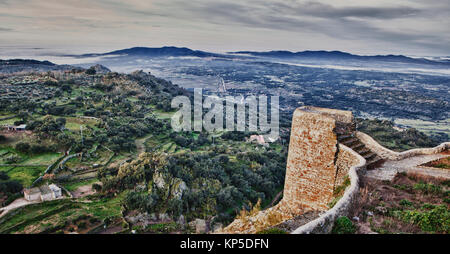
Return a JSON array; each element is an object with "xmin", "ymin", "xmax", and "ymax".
[
  {"xmin": 1, "ymin": 166, "xmax": 46, "ymax": 187},
  {"xmin": 63, "ymin": 178, "xmax": 99, "ymax": 192},
  {"xmin": 395, "ymin": 118, "xmax": 450, "ymax": 138},
  {"xmin": 0, "ymin": 117, "xmax": 21, "ymax": 125},
  {"xmin": 64, "ymin": 117, "xmax": 99, "ymax": 131},
  {"xmin": 0, "ymin": 146, "xmax": 60, "ymax": 186},
  {"xmin": 20, "ymin": 152, "xmax": 61, "ymax": 165}
]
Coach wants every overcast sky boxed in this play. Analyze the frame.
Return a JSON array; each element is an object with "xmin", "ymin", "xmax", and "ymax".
[{"xmin": 0, "ymin": 0, "xmax": 449, "ymax": 56}]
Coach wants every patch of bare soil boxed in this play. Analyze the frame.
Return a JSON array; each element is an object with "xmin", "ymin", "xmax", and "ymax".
[
  {"xmin": 22, "ymin": 224, "xmax": 42, "ymax": 234},
  {"xmin": 71, "ymin": 182, "xmax": 100, "ymax": 198},
  {"xmin": 61, "ymin": 215, "xmax": 103, "ymax": 234},
  {"xmin": 349, "ymin": 173, "xmax": 449, "ymax": 234}
]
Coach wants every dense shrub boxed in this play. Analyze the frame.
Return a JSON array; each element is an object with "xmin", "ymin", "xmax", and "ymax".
[
  {"xmin": 15, "ymin": 142, "xmax": 30, "ymax": 153},
  {"xmin": 413, "ymin": 182, "xmax": 442, "ymax": 195},
  {"xmin": 332, "ymin": 216, "xmax": 356, "ymax": 234},
  {"xmin": 4, "ymin": 155, "xmax": 20, "ymax": 164},
  {"xmin": 396, "ymin": 205, "xmax": 449, "ymax": 233},
  {"xmin": 0, "ymin": 179, "xmax": 23, "ymax": 195}
]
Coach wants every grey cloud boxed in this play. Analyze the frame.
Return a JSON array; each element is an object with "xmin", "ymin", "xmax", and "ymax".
[
  {"xmin": 273, "ymin": 2, "xmax": 422, "ymax": 19},
  {"xmin": 0, "ymin": 0, "xmax": 449, "ymax": 55},
  {"xmin": 145, "ymin": 0, "xmax": 449, "ymax": 53},
  {"xmin": 0, "ymin": 27, "xmax": 13, "ymax": 32}
]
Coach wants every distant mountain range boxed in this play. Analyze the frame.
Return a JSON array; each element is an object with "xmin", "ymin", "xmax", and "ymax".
[
  {"xmin": 76, "ymin": 46, "xmax": 223, "ymax": 58},
  {"xmin": 0, "ymin": 59, "xmax": 55, "ymax": 66},
  {"xmin": 0, "ymin": 59, "xmax": 77, "ymax": 74},
  {"xmin": 229, "ymin": 50, "xmax": 450, "ymax": 66},
  {"xmin": 69, "ymin": 47, "xmax": 450, "ymax": 67}
]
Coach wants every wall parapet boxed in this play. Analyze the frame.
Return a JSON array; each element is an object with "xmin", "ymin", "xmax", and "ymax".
[
  {"xmin": 356, "ymin": 131, "xmax": 450, "ymax": 161},
  {"xmin": 291, "ymin": 144, "xmax": 366, "ymax": 234}
]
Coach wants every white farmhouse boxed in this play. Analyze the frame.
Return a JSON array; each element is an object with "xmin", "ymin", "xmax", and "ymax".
[
  {"xmin": 39, "ymin": 185, "xmax": 53, "ymax": 201},
  {"xmin": 23, "ymin": 184, "xmax": 63, "ymax": 201},
  {"xmin": 23, "ymin": 187, "xmax": 41, "ymax": 201},
  {"xmin": 49, "ymin": 184, "xmax": 62, "ymax": 199}
]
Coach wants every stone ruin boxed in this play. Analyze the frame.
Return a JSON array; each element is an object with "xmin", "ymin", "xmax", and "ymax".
[
  {"xmin": 282, "ymin": 106, "xmax": 353, "ymax": 212},
  {"xmin": 221, "ymin": 106, "xmax": 367, "ymax": 233}
]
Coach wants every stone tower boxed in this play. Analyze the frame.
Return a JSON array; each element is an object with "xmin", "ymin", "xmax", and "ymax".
[
  {"xmin": 222, "ymin": 106, "xmax": 357, "ymax": 233},
  {"xmin": 282, "ymin": 106, "xmax": 353, "ymax": 212}
]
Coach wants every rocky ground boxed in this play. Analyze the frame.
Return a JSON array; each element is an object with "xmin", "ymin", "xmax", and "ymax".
[
  {"xmin": 269, "ymin": 211, "xmax": 321, "ymax": 233},
  {"xmin": 351, "ymin": 173, "xmax": 449, "ymax": 234}
]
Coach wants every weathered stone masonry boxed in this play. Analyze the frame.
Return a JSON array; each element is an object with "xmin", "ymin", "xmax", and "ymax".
[
  {"xmin": 283, "ymin": 108, "xmax": 338, "ymax": 212},
  {"xmin": 222, "ymin": 106, "xmax": 364, "ymax": 233},
  {"xmin": 281, "ymin": 106, "xmax": 359, "ymax": 212}
]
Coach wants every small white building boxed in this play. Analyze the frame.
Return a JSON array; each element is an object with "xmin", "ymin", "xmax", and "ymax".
[
  {"xmin": 39, "ymin": 185, "xmax": 53, "ymax": 201},
  {"xmin": 49, "ymin": 184, "xmax": 62, "ymax": 199},
  {"xmin": 23, "ymin": 184, "xmax": 63, "ymax": 201},
  {"xmin": 4, "ymin": 124, "xmax": 27, "ymax": 131},
  {"xmin": 23, "ymin": 187, "xmax": 41, "ymax": 201}
]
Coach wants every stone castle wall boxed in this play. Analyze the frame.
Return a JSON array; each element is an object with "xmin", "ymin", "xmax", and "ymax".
[
  {"xmin": 282, "ymin": 108, "xmax": 338, "ymax": 212},
  {"xmin": 356, "ymin": 131, "xmax": 450, "ymax": 161},
  {"xmin": 292, "ymin": 144, "xmax": 366, "ymax": 234},
  {"xmin": 300, "ymin": 106, "xmax": 353, "ymax": 124},
  {"xmin": 335, "ymin": 145, "xmax": 357, "ymax": 187}
]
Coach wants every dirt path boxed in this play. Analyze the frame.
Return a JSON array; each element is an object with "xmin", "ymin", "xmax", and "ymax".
[
  {"xmin": 366, "ymin": 153, "xmax": 450, "ymax": 181},
  {"xmin": 0, "ymin": 198, "xmax": 40, "ymax": 219}
]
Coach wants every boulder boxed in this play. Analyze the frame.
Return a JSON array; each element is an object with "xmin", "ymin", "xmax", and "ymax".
[
  {"xmin": 195, "ymin": 219, "xmax": 207, "ymax": 234},
  {"xmin": 177, "ymin": 215, "xmax": 186, "ymax": 228},
  {"xmin": 171, "ymin": 178, "xmax": 188, "ymax": 200}
]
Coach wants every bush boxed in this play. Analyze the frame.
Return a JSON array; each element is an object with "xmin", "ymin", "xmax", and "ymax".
[
  {"xmin": 0, "ymin": 171, "xmax": 9, "ymax": 181},
  {"xmin": 15, "ymin": 142, "xmax": 30, "ymax": 153},
  {"xmin": 92, "ymin": 183, "xmax": 102, "ymax": 192},
  {"xmin": 332, "ymin": 216, "xmax": 356, "ymax": 234},
  {"xmin": 399, "ymin": 199, "xmax": 413, "ymax": 207},
  {"xmin": 30, "ymin": 144, "xmax": 49, "ymax": 154},
  {"xmin": 422, "ymin": 203, "xmax": 436, "ymax": 209},
  {"xmin": 413, "ymin": 182, "xmax": 442, "ymax": 195},
  {"xmin": 85, "ymin": 67, "xmax": 96, "ymax": 75},
  {"xmin": 77, "ymin": 221, "xmax": 87, "ymax": 229},
  {"xmin": 4, "ymin": 155, "xmax": 20, "ymax": 164},
  {"xmin": 399, "ymin": 205, "xmax": 449, "ymax": 233},
  {"xmin": 0, "ymin": 180, "xmax": 23, "ymax": 194}
]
